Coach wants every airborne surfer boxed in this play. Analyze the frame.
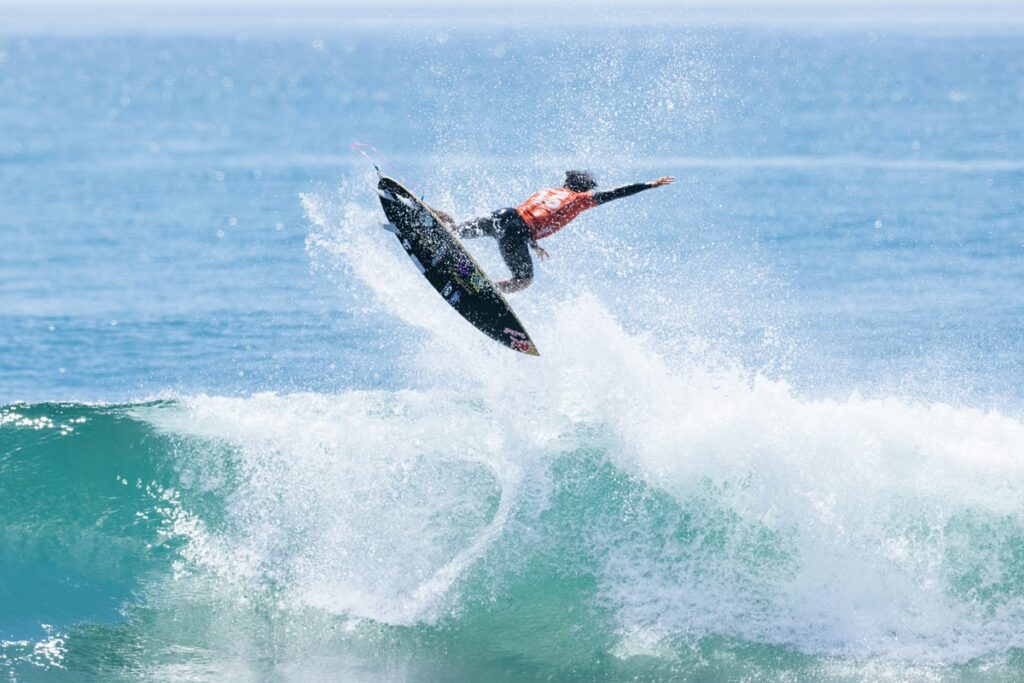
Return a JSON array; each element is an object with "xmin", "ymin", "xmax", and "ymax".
[{"xmin": 437, "ymin": 171, "xmax": 675, "ymax": 293}]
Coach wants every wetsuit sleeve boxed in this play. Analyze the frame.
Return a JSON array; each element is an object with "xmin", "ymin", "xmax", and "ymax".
[{"xmin": 590, "ymin": 182, "xmax": 651, "ymax": 205}]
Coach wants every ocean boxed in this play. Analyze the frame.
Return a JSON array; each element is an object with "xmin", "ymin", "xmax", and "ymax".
[{"xmin": 2, "ymin": 6, "xmax": 1024, "ymax": 680}]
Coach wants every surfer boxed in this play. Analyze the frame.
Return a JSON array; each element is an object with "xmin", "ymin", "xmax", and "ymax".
[{"xmin": 441, "ymin": 171, "xmax": 675, "ymax": 293}]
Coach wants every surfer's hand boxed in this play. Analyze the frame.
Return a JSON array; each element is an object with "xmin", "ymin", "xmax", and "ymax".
[
  {"xmin": 433, "ymin": 209, "xmax": 455, "ymax": 227},
  {"xmin": 649, "ymin": 176, "xmax": 675, "ymax": 187},
  {"xmin": 531, "ymin": 243, "xmax": 550, "ymax": 261}
]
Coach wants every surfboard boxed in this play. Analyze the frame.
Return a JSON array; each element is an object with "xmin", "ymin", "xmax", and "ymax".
[{"xmin": 375, "ymin": 174, "xmax": 540, "ymax": 356}]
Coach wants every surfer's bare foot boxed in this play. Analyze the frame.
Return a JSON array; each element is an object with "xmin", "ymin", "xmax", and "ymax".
[{"xmin": 497, "ymin": 278, "xmax": 532, "ymax": 294}]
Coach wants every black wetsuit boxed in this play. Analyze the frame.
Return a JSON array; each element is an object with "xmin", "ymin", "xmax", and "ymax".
[
  {"xmin": 456, "ymin": 208, "xmax": 535, "ymax": 281},
  {"xmin": 455, "ymin": 182, "xmax": 653, "ymax": 283}
]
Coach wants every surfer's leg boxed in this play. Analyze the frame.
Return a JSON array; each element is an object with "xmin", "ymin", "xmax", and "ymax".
[
  {"xmin": 455, "ymin": 213, "xmax": 501, "ymax": 240},
  {"xmin": 497, "ymin": 213, "xmax": 534, "ymax": 289}
]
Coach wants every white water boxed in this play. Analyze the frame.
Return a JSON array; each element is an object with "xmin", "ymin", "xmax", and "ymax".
[{"xmin": 137, "ymin": 187, "xmax": 1024, "ymax": 666}]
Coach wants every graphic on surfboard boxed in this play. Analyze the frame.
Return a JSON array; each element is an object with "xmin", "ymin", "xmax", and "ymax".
[{"xmin": 375, "ymin": 174, "xmax": 540, "ymax": 356}]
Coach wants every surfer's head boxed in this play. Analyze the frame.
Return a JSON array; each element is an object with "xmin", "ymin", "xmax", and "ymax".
[{"xmin": 563, "ymin": 170, "xmax": 597, "ymax": 193}]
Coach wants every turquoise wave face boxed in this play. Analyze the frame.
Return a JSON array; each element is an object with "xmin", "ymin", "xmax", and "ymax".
[
  {"xmin": 4, "ymin": 389, "xmax": 1024, "ymax": 681},
  {"xmin": 0, "ymin": 403, "xmax": 174, "ymax": 641}
]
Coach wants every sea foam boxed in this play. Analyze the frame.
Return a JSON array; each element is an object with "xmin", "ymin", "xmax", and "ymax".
[{"xmin": 131, "ymin": 188, "xmax": 1024, "ymax": 664}]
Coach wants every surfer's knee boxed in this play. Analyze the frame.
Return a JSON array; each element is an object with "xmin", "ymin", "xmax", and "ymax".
[{"xmin": 454, "ymin": 219, "xmax": 480, "ymax": 238}]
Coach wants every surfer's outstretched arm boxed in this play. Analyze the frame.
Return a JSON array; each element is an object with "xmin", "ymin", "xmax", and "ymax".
[{"xmin": 591, "ymin": 176, "xmax": 675, "ymax": 205}]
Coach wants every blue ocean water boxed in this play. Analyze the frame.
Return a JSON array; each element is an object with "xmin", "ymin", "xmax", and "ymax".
[{"xmin": 2, "ymin": 7, "xmax": 1024, "ymax": 681}]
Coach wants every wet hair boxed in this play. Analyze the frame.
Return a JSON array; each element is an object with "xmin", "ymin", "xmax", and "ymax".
[{"xmin": 563, "ymin": 170, "xmax": 597, "ymax": 193}]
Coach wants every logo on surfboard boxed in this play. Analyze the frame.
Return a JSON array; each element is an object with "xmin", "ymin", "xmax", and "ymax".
[{"xmin": 503, "ymin": 327, "xmax": 536, "ymax": 354}]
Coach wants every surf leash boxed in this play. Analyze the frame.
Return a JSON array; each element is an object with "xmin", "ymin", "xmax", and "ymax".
[
  {"xmin": 352, "ymin": 145, "xmax": 381, "ymax": 177},
  {"xmin": 349, "ymin": 141, "xmax": 425, "ymax": 197}
]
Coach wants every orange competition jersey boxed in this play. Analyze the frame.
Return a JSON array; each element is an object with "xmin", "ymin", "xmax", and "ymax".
[{"xmin": 515, "ymin": 188, "xmax": 597, "ymax": 241}]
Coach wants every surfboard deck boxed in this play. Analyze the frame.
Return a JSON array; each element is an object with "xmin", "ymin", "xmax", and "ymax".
[{"xmin": 375, "ymin": 175, "xmax": 540, "ymax": 356}]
